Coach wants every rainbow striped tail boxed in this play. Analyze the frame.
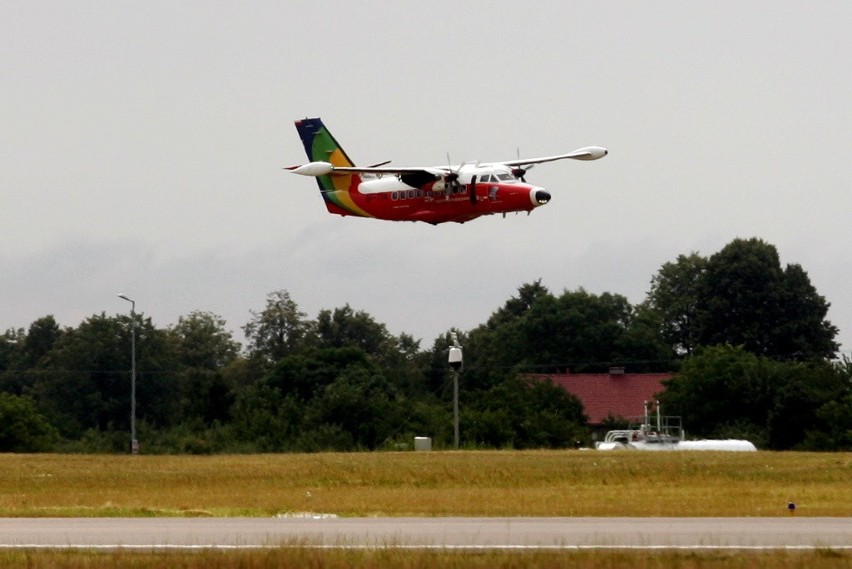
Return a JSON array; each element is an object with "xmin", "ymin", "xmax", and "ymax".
[{"xmin": 293, "ymin": 118, "xmax": 370, "ymax": 218}]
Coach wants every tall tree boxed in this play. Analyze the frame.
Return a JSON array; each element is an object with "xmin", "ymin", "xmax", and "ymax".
[
  {"xmin": 658, "ymin": 345, "xmax": 773, "ymax": 446},
  {"xmin": 169, "ymin": 311, "xmax": 241, "ymax": 424},
  {"xmin": 30, "ymin": 313, "xmax": 180, "ymax": 438},
  {"xmin": 697, "ymin": 238, "xmax": 837, "ymax": 361},
  {"xmin": 493, "ymin": 288, "xmax": 660, "ymax": 372},
  {"xmin": 646, "ymin": 239, "xmax": 838, "ymax": 361},
  {"xmin": 659, "ymin": 344, "xmax": 850, "ymax": 449},
  {"xmin": 170, "ymin": 311, "xmax": 240, "ymax": 370},
  {"xmin": 243, "ymin": 290, "xmax": 315, "ymax": 366},
  {"xmin": 315, "ymin": 304, "xmax": 391, "ymax": 357},
  {"xmin": 463, "ymin": 376, "xmax": 587, "ymax": 448},
  {"xmin": 0, "ymin": 329, "xmax": 25, "ymax": 394},
  {"xmin": 645, "ymin": 253, "xmax": 707, "ymax": 355},
  {"xmin": 0, "ymin": 392, "xmax": 58, "ymax": 452},
  {"xmin": 772, "ymin": 263, "xmax": 839, "ymax": 360},
  {"xmin": 20, "ymin": 316, "xmax": 63, "ymax": 368},
  {"xmin": 487, "ymin": 280, "xmax": 551, "ymax": 328},
  {"xmin": 234, "ymin": 346, "xmax": 404, "ymax": 451}
]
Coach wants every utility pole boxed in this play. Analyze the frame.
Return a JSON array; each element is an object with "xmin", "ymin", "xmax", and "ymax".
[{"xmin": 448, "ymin": 333, "xmax": 463, "ymax": 449}]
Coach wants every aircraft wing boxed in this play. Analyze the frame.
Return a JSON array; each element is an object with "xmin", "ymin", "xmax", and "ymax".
[
  {"xmin": 287, "ymin": 145, "xmax": 606, "ymax": 177},
  {"xmin": 328, "ymin": 165, "xmax": 448, "ymax": 176},
  {"xmin": 287, "ymin": 161, "xmax": 449, "ymax": 178},
  {"xmin": 487, "ymin": 146, "xmax": 608, "ymax": 168}
]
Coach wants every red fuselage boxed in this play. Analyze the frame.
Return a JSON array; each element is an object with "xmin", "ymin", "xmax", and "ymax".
[{"xmin": 322, "ymin": 171, "xmax": 551, "ymax": 225}]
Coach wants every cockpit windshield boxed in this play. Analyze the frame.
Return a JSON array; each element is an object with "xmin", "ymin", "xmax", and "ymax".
[{"xmin": 479, "ymin": 170, "xmax": 518, "ymax": 183}]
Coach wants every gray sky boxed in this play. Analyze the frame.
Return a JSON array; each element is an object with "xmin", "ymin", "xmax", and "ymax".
[{"xmin": 3, "ymin": 2, "xmax": 851, "ymax": 355}]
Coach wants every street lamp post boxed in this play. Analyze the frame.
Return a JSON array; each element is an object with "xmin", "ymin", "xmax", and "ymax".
[{"xmin": 117, "ymin": 294, "xmax": 138, "ymax": 454}]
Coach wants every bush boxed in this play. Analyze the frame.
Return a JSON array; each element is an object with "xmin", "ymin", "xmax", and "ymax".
[{"xmin": 0, "ymin": 392, "xmax": 59, "ymax": 451}]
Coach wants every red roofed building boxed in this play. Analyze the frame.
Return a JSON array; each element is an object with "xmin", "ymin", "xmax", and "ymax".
[{"xmin": 532, "ymin": 370, "xmax": 674, "ymax": 425}]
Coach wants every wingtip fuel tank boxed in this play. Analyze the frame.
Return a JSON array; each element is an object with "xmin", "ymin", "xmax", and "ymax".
[{"xmin": 291, "ymin": 161, "xmax": 335, "ymax": 176}]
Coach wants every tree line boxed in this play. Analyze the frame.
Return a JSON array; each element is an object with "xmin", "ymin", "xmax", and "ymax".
[{"xmin": 0, "ymin": 237, "xmax": 849, "ymax": 452}]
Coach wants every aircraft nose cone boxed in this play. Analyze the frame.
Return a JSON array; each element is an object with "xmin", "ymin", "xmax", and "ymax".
[{"xmin": 534, "ymin": 189, "xmax": 551, "ymax": 205}]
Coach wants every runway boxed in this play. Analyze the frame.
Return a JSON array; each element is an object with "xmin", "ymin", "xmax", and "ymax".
[{"xmin": 0, "ymin": 517, "xmax": 849, "ymax": 550}]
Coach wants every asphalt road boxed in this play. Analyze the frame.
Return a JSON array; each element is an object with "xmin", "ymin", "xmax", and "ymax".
[{"xmin": 0, "ymin": 517, "xmax": 849, "ymax": 550}]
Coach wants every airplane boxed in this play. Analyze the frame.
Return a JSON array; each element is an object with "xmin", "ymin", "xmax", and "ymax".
[{"xmin": 287, "ymin": 117, "xmax": 607, "ymax": 225}]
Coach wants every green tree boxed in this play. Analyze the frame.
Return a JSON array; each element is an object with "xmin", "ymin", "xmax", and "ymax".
[
  {"xmin": 0, "ymin": 319, "xmax": 62, "ymax": 397},
  {"xmin": 645, "ymin": 252, "xmax": 707, "ymax": 355},
  {"xmin": 314, "ymin": 305, "xmax": 428, "ymax": 395},
  {"xmin": 30, "ymin": 313, "xmax": 180, "ymax": 438},
  {"xmin": 659, "ymin": 345, "xmax": 771, "ymax": 445},
  {"xmin": 615, "ymin": 304, "xmax": 676, "ymax": 371},
  {"xmin": 696, "ymin": 238, "xmax": 837, "ymax": 361},
  {"xmin": 0, "ymin": 392, "xmax": 58, "ymax": 451},
  {"xmin": 231, "ymin": 383, "xmax": 303, "ymax": 451},
  {"xmin": 0, "ymin": 329, "xmax": 25, "ymax": 394},
  {"xmin": 309, "ymin": 364, "xmax": 400, "ymax": 449},
  {"xmin": 659, "ymin": 345, "xmax": 850, "ymax": 449},
  {"xmin": 772, "ymin": 263, "xmax": 839, "ymax": 360},
  {"xmin": 487, "ymin": 280, "xmax": 551, "ymax": 328},
  {"xmin": 170, "ymin": 311, "xmax": 240, "ymax": 370},
  {"xmin": 646, "ymin": 239, "xmax": 838, "ymax": 362},
  {"xmin": 243, "ymin": 290, "xmax": 315, "ymax": 366},
  {"xmin": 463, "ymin": 376, "xmax": 586, "ymax": 448},
  {"xmin": 450, "ymin": 284, "xmax": 673, "ymax": 399},
  {"xmin": 387, "ymin": 331, "xmax": 430, "ymax": 396},
  {"xmin": 494, "ymin": 288, "xmax": 665, "ymax": 372},
  {"xmin": 235, "ymin": 346, "xmax": 407, "ymax": 451},
  {"xmin": 807, "ymin": 394, "xmax": 852, "ymax": 450},
  {"xmin": 169, "ymin": 311, "xmax": 240, "ymax": 424},
  {"xmin": 315, "ymin": 304, "xmax": 391, "ymax": 357},
  {"xmin": 451, "ymin": 283, "xmax": 551, "ymax": 393},
  {"xmin": 19, "ymin": 316, "xmax": 63, "ymax": 368}
]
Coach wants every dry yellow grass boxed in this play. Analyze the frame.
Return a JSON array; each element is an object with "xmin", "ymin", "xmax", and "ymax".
[
  {"xmin": 0, "ymin": 549, "xmax": 848, "ymax": 569},
  {"xmin": 0, "ymin": 451, "xmax": 849, "ymax": 517}
]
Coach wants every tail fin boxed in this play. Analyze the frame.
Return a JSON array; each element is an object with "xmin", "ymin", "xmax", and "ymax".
[
  {"xmin": 293, "ymin": 118, "xmax": 369, "ymax": 218},
  {"xmin": 295, "ymin": 118, "xmax": 356, "ymax": 164},
  {"xmin": 294, "ymin": 117, "xmax": 357, "ymax": 168},
  {"xmin": 294, "ymin": 117, "xmax": 357, "ymax": 191}
]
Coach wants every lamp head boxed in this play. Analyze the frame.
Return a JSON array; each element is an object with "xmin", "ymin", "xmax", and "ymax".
[{"xmin": 117, "ymin": 294, "xmax": 136, "ymax": 312}]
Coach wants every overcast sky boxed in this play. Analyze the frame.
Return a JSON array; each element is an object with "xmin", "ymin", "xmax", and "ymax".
[{"xmin": 3, "ymin": 2, "xmax": 851, "ymax": 356}]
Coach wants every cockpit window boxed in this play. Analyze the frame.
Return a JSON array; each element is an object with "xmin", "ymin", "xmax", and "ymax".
[{"xmin": 496, "ymin": 172, "xmax": 515, "ymax": 181}]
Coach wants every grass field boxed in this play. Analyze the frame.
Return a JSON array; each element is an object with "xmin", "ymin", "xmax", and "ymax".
[
  {"xmin": 0, "ymin": 450, "xmax": 849, "ymax": 517},
  {"xmin": 2, "ymin": 451, "xmax": 849, "ymax": 567}
]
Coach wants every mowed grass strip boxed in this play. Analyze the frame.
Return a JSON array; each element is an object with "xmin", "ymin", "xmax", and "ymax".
[{"xmin": 0, "ymin": 451, "xmax": 849, "ymax": 517}]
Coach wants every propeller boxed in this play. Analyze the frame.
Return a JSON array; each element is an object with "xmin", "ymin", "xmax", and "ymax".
[
  {"xmin": 469, "ymin": 175, "xmax": 478, "ymax": 205},
  {"xmin": 442, "ymin": 152, "xmax": 463, "ymax": 193},
  {"xmin": 511, "ymin": 148, "xmax": 534, "ymax": 182}
]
